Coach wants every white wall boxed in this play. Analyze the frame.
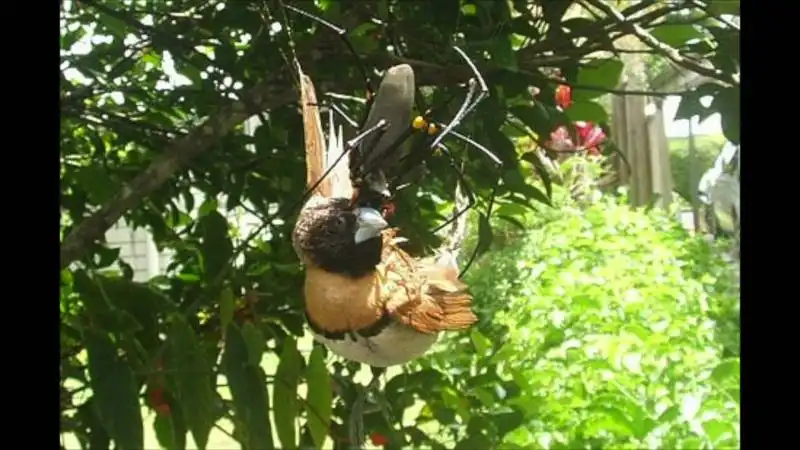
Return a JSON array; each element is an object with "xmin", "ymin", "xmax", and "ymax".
[{"xmin": 105, "ymin": 220, "xmax": 171, "ymax": 281}]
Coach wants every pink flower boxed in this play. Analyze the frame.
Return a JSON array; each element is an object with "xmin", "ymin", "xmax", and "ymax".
[
  {"xmin": 546, "ymin": 121, "xmax": 606, "ymax": 155},
  {"xmin": 575, "ymin": 121, "xmax": 606, "ymax": 153}
]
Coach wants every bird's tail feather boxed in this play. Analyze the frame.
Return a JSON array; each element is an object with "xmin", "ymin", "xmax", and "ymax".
[{"xmin": 325, "ymin": 108, "xmax": 353, "ymax": 199}]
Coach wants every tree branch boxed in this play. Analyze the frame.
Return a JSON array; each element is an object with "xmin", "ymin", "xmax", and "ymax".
[
  {"xmin": 581, "ymin": 0, "xmax": 737, "ymax": 87},
  {"xmin": 60, "ymin": 1, "xmax": 738, "ymax": 269},
  {"xmin": 59, "ymin": 79, "xmax": 295, "ymax": 269}
]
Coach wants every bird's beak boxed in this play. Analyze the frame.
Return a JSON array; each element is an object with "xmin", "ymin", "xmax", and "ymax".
[{"xmin": 354, "ymin": 207, "xmax": 388, "ymax": 244}]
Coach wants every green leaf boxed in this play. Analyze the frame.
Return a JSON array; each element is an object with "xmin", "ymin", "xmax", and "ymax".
[
  {"xmin": 274, "ymin": 338, "xmax": 302, "ymax": 449},
  {"xmin": 520, "ymin": 151, "xmax": 553, "ymax": 199},
  {"xmin": 658, "ymin": 405, "xmax": 680, "ymax": 423},
  {"xmin": 223, "ymin": 324, "xmax": 274, "ymax": 449},
  {"xmin": 461, "ymin": 4, "xmax": 477, "ymax": 15},
  {"xmin": 199, "ymin": 211, "xmax": 233, "ymax": 281},
  {"xmin": 574, "ymin": 59, "xmax": 624, "ymax": 101},
  {"xmin": 241, "ymin": 322, "xmax": 266, "ymax": 366},
  {"xmin": 97, "ymin": 11, "xmax": 127, "ymax": 37},
  {"xmin": 493, "ymin": 203, "xmax": 530, "ymax": 223},
  {"xmin": 71, "ymin": 270, "xmax": 111, "ymax": 314},
  {"xmin": 93, "ymin": 245, "xmax": 120, "ymax": 268},
  {"xmin": 703, "ymin": 418, "xmax": 733, "ymax": 444},
  {"xmin": 651, "ymin": 24, "xmax": 703, "ymax": 47},
  {"xmin": 565, "ymin": 100, "xmax": 608, "ymax": 124},
  {"xmin": 154, "ymin": 414, "xmax": 177, "ymax": 450},
  {"xmin": 510, "ymin": 181, "xmax": 551, "ymax": 207},
  {"xmin": 93, "ymin": 309, "xmax": 143, "ymax": 334},
  {"xmin": 83, "ymin": 330, "xmax": 144, "ymax": 450},
  {"xmin": 474, "ymin": 213, "xmax": 494, "ymax": 259},
  {"xmin": 708, "ymin": 1, "xmax": 739, "ymax": 16},
  {"xmin": 586, "ymin": 404, "xmax": 636, "ymax": 437},
  {"xmin": 493, "ymin": 34, "xmax": 518, "ymax": 69},
  {"xmin": 74, "ymin": 165, "xmax": 118, "ymax": 204},
  {"xmin": 674, "ymin": 83, "xmax": 721, "ymax": 122},
  {"xmin": 470, "ymin": 329, "xmax": 492, "ymax": 357},
  {"xmin": 305, "ymin": 346, "xmax": 332, "ymax": 449},
  {"xmin": 198, "ymin": 198, "xmax": 218, "ymax": 218},
  {"xmin": 492, "ymin": 410, "xmax": 525, "ymax": 437},
  {"xmin": 75, "ymin": 399, "xmax": 111, "ymax": 450},
  {"xmin": 673, "ymin": 95, "xmax": 708, "ymax": 121},
  {"xmin": 511, "ymin": 103, "xmax": 558, "ymax": 138},
  {"xmin": 88, "ymin": 129, "xmax": 106, "ymax": 158},
  {"xmin": 219, "ymin": 287, "xmax": 235, "ymax": 334},
  {"xmin": 167, "ymin": 317, "xmax": 216, "ymax": 450},
  {"xmin": 712, "ymin": 88, "xmax": 740, "ymax": 145},
  {"xmin": 710, "ymin": 358, "xmax": 740, "ymax": 384}
]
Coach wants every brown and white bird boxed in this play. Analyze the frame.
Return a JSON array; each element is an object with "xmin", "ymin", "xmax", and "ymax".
[{"xmin": 291, "ymin": 65, "xmax": 477, "ymax": 444}]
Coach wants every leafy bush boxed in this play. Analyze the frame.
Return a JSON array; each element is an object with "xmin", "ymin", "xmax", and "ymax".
[
  {"xmin": 394, "ymin": 189, "xmax": 739, "ymax": 449},
  {"xmin": 669, "ymin": 134, "xmax": 726, "ymax": 201}
]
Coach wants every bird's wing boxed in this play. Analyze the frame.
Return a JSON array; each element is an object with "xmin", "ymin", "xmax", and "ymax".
[
  {"xmin": 383, "ymin": 174, "xmax": 475, "ymax": 334},
  {"xmin": 380, "ymin": 229, "xmax": 476, "ymax": 334},
  {"xmin": 303, "ymin": 228, "xmax": 476, "ymax": 335},
  {"xmin": 299, "ymin": 70, "xmax": 331, "ymax": 198}
]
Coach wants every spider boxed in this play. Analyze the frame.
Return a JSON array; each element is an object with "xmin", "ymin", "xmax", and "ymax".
[{"xmin": 285, "ymin": 4, "xmax": 504, "ymax": 276}]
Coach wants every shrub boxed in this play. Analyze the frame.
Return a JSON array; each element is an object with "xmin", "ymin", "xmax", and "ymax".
[{"xmin": 388, "ymin": 188, "xmax": 739, "ymax": 449}]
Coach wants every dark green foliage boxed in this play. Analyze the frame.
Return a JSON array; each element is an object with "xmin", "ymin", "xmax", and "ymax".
[{"xmin": 60, "ymin": 0, "xmax": 739, "ymax": 448}]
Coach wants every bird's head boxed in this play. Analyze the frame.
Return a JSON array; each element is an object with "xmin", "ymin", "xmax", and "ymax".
[{"xmin": 294, "ymin": 197, "xmax": 388, "ymax": 278}]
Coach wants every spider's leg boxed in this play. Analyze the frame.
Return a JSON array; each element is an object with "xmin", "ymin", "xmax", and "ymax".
[
  {"xmin": 431, "ymin": 145, "xmax": 477, "ymax": 235},
  {"xmin": 426, "ymin": 131, "xmax": 503, "ymax": 278},
  {"xmin": 328, "ymin": 102, "xmax": 360, "ymax": 129},
  {"xmin": 429, "ymin": 46, "xmax": 490, "ymax": 150}
]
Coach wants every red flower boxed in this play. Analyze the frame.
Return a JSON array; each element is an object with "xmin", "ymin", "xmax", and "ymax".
[
  {"xmin": 546, "ymin": 121, "xmax": 606, "ymax": 155},
  {"xmin": 554, "ymin": 84, "xmax": 572, "ymax": 109},
  {"xmin": 370, "ymin": 432, "xmax": 389, "ymax": 446},
  {"xmin": 155, "ymin": 402, "xmax": 171, "ymax": 416},
  {"xmin": 148, "ymin": 387, "xmax": 172, "ymax": 416}
]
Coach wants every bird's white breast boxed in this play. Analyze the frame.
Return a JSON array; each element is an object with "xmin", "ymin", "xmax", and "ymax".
[{"xmin": 313, "ymin": 322, "xmax": 438, "ymax": 368}]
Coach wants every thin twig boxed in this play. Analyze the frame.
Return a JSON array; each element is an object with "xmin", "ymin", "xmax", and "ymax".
[
  {"xmin": 686, "ymin": 0, "xmax": 740, "ymax": 31},
  {"xmin": 580, "ymin": 0, "xmax": 737, "ymax": 86},
  {"xmin": 214, "ymin": 423, "xmax": 237, "ymax": 440}
]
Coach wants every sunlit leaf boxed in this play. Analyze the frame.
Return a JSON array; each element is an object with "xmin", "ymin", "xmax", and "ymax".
[
  {"xmin": 167, "ymin": 317, "xmax": 216, "ymax": 450},
  {"xmin": 274, "ymin": 338, "xmax": 302, "ymax": 449},
  {"xmin": 223, "ymin": 324, "xmax": 274, "ymax": 449},
  {"xmin": 305, "ymin": 346, "xmax": 333, "ymax": 449},
  {"xmin": 84, "ymin": 330, "xmax": 143, "ymax": 450}
]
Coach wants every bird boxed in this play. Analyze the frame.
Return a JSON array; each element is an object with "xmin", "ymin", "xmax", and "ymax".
[{"xmin": 291, "ymin": 65, "xmax": 478, "ymax": 447}]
